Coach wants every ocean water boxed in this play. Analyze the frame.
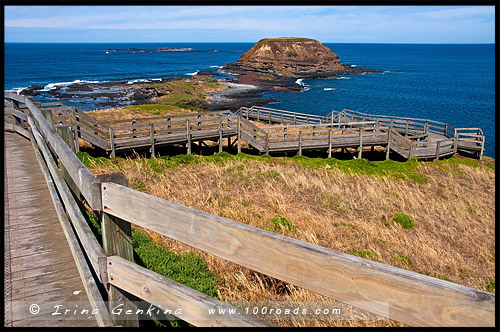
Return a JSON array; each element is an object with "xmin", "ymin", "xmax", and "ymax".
[{"xmin": 4, "ymin": 43, "xmax": 495, "ymax": 157}]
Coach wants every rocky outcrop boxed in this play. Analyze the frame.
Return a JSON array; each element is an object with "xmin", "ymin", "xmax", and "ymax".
[{"xmin": 234, "ymin": 37, "xmax": 345, "ymax": 77}]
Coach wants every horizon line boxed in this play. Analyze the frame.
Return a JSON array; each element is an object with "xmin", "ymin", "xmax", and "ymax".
[{"xmin": 4, "ymin": 41, "xmax": 496, "ymax": 45}]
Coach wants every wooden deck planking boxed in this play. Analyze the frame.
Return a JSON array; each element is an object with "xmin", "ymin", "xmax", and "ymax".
[{"xmin": 4, "ymin": 132, "xmax": 99, "ymax": 327}]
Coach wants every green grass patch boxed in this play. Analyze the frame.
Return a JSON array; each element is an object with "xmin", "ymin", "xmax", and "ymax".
[
  {"xmin": 392, "ymin": 213, "xmax": 415, "ymax": 229},
  {"xmin": 124, "ymin": 104, "xmax": 179, "ymax": 112},
  {"xmin": 352, "ymin": 249, "xmax": 379, "ymax": 261},
  {"xmin": 266, "ymin": 170, "xmax": 281, "ymax": 178},
  {"xmin": 290, "ymin": 156, "xmax": 427, "ymax": 182},
  {"xmin": 435, "ymin": 156, "xmax": 481, "ymax": 168},
  {"xmin": 132, "ymin": 230, "xmax": 218, "ymax": 298},
  {"xmin": 483, "ymin": 281, "xmax": 495, "ymax": 293},
  {"xmin": 434, "ymin": 155, "xmax": 494, "ymax": 174},
  {"xmin": 266, "ymin": 215, "xmax": 298, "ymax": 233},
  {"xmin": 434, "ymin": 273, "xmax": 451, "ymax": 282},
  {"xmin": 77, "ymin": 151, "xmax": 115, "ymax": 168},
  {"xmin": 391, "ymin": 253, "xmax": 412, "ymax": 267},
  {"xmin": 80, "ymin": 207, "xmax": 218, "ymax": 299}
]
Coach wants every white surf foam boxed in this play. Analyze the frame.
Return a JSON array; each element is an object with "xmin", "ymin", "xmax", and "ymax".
[
  {"xmin": 295, "ymin": 78, "xmax": 305, "ymax": 86},
  {"xmin": 42, "ymin": 79, "xmax": 103, "ymax": 91},
  {"xmin": 126, "ymin": 79, "xmax": 151, "ymax": 84}
]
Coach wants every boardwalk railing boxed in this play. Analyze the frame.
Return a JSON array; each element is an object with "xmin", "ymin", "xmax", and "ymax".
[
  {"xmin": 237, "ymin": 106, "xmax": 326, "ymax": 124},
  {"xmin": 13, "ymin": 99, "xmax": 485, "ymax": 161},
  {"xmin": 329, "ymin": 109, "xmax": 485, "ymax": 159},
  {"xmin": 106, "ymin": 112, "xmax": 238, "ymax": 157},
  {"xmin": 235, "ymin": 106, "xmax": 485, "ymax": 160},
  {"xmin": 4, "ymin": 92, "xmax": 495, "ymax": 327}
]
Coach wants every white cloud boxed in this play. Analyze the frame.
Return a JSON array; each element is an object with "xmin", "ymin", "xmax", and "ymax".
[{"xmin": 3, "ymin": 5, "xmax": 495, "ymax": 43}]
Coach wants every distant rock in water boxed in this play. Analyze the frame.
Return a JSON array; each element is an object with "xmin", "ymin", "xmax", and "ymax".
[
  {"xmin": 235, "ymin": 37, "xmax": 345, "ymax": 77},
  {"xmin": 106, "ymin": 47, "xmax": 195, "ymax": 53}
]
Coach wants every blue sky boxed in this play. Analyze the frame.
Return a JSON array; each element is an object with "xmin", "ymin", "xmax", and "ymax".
[{"xmin": 3, "ymin": 5, "xmax": 495, "ymax": 43}]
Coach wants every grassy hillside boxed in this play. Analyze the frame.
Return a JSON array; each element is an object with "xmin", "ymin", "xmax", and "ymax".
[{"xmin": 78, "ymin": 150, "xmax": 495, "ymax": 327}]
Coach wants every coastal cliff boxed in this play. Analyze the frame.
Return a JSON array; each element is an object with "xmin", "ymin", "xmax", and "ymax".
[
  {"xmin": 236, "ymin": 37, "xmax": 345, "ymax": 77},
  {"xmin": 222, "ymin": 37, "xmax": 379, "ymax": 90}
]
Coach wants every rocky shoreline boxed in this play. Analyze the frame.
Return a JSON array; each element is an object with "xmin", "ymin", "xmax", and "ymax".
[
  {"xmin": 18, "ymin": 38, "xmax": 383, "ymax": 111},
  {"xmin": 17, "ymin": 64, "xmax": 379, "ymax": 111}
]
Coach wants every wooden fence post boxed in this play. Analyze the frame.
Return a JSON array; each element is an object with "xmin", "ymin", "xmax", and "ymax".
[
  {"xmin": 237, "ymin": 117, "xmax": 241, "ymax": 153},
  {"xmin": 298, "ymin": 131, "xmax": 302, "ymax": 156},
  {"xmin": 132, "ymin": 117, "xmax": 136, "ymax": 138},
  {"xmin": 109, "ymin": 128, "xmax": 116, "ymax": 158},
  {"xmin": 71, "ymin": 107, "xmax": 80, "ymax": 153},
  {"xmin": 479, "ymin": 137, "xmax": 485, "ymax": 161},
  {"xmin": 405, "ymin": 120, "xmax": 409, "ymax": 136},
  {"xmin": 358, "ymin": 128, "xmax": 363, "ymax": 159},
  {"xmin": 386, "ymin": 121, "xmax": 393, "ymax": 160},
  {"xmin": 41, "ymin": 108, "xmax": 54, "ymax": 129},
  {"xmin": 218, "ymin": 120, "xmax": 223, "ymax": 153},
  {"xmin": 435, "ymin": 141, "xmax": 441, "ymax": 161},
  {"xmin": 328, "ymin": 129, "xmax": 332, "ymax": 158},
  {"xmin": 56, "ymin": 125, "xmax": 81, "ymax": 199},
  {"xmin": 99, "ymin": 173, "xmax": 139, "ymax": 327},
  {"xmin": 150, "ymin": 123, "xmax": 155, "ymax": 157},
  {"xmin": 187, "ymin": 120, "xmax": 192, "ymax": 154},
  {"xmin": 265, "ymin": 133, "xmax": 269, "ymax": 155},
  {"xmin": 453, "ymin": 129, "xmax": 458, "ymax": 153}
]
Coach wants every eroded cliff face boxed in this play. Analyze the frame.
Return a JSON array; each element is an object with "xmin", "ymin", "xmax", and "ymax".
[{"xmin": 236, "ymin": 37, "xmax": 345, "ymax": 77}]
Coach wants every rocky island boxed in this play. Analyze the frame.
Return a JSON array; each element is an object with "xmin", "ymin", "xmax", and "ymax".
[
  {"xmin": 106, "ymin": 47, "xmax": 195, "ymax": 53},
  {"xmin": 222, "ymin": 37, "xmax": 379, "ymax": 86}
]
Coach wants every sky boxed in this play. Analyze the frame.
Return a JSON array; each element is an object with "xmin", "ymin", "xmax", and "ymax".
[{"xmin": 3, "ymin": 5, "xmax": 496, "ymax": 43}]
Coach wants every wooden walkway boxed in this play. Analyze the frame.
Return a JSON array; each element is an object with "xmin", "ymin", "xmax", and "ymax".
[
  {"xmin": 3, "ymin": 132, "xmax": 99, "ymax": 327},
  {"xmin": 41, "ymin": 103, "xmax": 485, "ymax": 161}
]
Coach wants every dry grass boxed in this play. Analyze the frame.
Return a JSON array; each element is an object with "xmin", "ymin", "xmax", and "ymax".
[
  {"xmin": 75, "ymin": 102, "xmax": 494, "ymax": 326},
  {"xmin": 86, "ymin": 152, "xmax": 494, "ymax": 327},
  {"xmin": 85, "ymin": 106, "xmax": 200, "ymax": 123}
]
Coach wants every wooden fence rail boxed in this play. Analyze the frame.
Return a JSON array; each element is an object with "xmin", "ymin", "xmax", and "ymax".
[{"xmin": 4, "ymin": 93, "xmax": 493, "ymax": 327}]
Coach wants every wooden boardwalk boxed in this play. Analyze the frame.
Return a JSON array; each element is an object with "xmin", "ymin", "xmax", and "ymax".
[
  {"xmin": 2, "ymin": 92, "xmax": 494, "ymax": 327},
  {"xmin": 3, "ymin": 132, "xmax": 99, "ymax": 327}
]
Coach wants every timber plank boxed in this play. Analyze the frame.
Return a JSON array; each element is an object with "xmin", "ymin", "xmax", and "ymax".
[
  {"xmin": 4, "ymin": 132, "xmax": 99, "ymax": 327},
  {"xmin": 102, "ymin": 182, "xmax": 494, "ymax": 327}
]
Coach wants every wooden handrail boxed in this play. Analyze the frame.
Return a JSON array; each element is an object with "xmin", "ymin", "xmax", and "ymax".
[{"xmin": 101, "ymin": 181, "xmax": 494, "ymax": 327}]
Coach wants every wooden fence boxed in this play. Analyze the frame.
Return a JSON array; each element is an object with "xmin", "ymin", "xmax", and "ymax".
[
  {"xmin": 237, "ymin": 106, "xmax": 485, "ymax": 160},
  {"xmin": 4, "ymin": 92, "xmax": 494, "ymax": 327}
]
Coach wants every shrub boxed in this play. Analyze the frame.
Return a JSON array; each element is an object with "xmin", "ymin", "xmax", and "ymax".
[
  {"xmin": 352, "ymin": 249, "xmax": 379, "ymax": 261},
  {"xmin": 266, "ymin": 215, "xmax": 298, "ymax": 233},
  {"xmin": 484, "ymin": 281, "xmax": 495, "ymax": 293},
  {"xmin": 132, "ymin": 230, "xmax": 218, "ymax": 298},
  {"xmin": 393, "ymin": 213, "xmax": 414, "ymax": 229},
  {"xmin": 391, "ymin": 253, "xmax": 413, "ymax": 267}
]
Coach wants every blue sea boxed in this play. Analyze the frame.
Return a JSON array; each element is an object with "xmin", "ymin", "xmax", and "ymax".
[{"xmin": 4, "ymin": 42, "xmax": 495, "ymax": 158}]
